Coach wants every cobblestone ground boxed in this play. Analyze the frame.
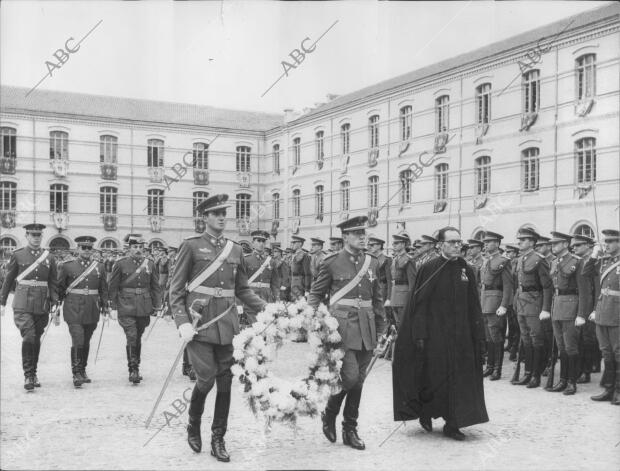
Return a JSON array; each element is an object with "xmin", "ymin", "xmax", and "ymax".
[{"xmin": 1, "ymin": 298, "xmax": 619, "ymax": 470}]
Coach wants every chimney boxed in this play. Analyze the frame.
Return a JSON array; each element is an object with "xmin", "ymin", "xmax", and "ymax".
[
  {"xmin": 326, "ymin": 93, "xmax": 340, "ymax": 101},
  {"xmin": 283, "ymin": 108, "xmax": 299, "ymax": 123}
]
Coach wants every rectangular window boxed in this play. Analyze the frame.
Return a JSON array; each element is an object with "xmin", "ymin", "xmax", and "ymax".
[
  {"xmin": 292, "ymin": 190, "xmax": 301, "ymax": 218},
  {"xmin": 1, "ymin": 127, "xmax": 17, "ymax": 158},
  {"xmin": 476, "ymin": 84, "xmax": 491, "ymax": 125},
  {"xmin": 576, "ymin": 54, "xmax": 596, "ymax": 100},
  {"xmin": 292, "ymin": 138, "xmax": 301, "ymax": 168},
  {"xmin": 273, "ymin": 144, "xmax": 280, "ymax": 174},
  {"xmin": 272, "ymin": 193, "xmax": 280, "ymax": 219},
  {"xmin": 236, "ymin": 146, "xmax": 251, "ymax": 172},
  {"xmin": 400, "ymin": 170, "xmax": 412, "ymax": 205},
  {"xmin": 147, "ymin": 189, "xmax": 164, "ymax": 216},
  {"xmin": 576, "ymin": 138, "xmax": 596, "ymax": 184},
  {"xmin": 340, "ymin": 181, "xmax": 350, "ymax": 212},
  {"xmin": 523, "ymin": 70, "xmax": 540, "ymax": 113},
  {"xmin": 436, "ymin": 96, "xmax": 449, "ymax": 132},
  {"xmin": 100, "ymin": 135, "xmax": 118, "ymax": 164},
  {"xmin": 50, "ymin": 184, "xmax": 69, "ymax": 213},
  {"xmin": 368, "ymin": 176, "xmax": 379, "ymax": 209},
  {"xmin": 369, "ymin": 115, "xmax": 379, "ymax": 149},
  {"xmin": 192, "ymin": 191, "xmax": 209, "ymax": 217},
  {"xmin": 435, "ymin": 164, "xmax": 448, "ymax": 201},
  {"xmin": 49, "ymin": 131, "xmax": 68, "ymax": 160},
  {"xmin": 193, "ymin": 143, "xmax": 209, "ymax": 170},
  {"xmin": 475, "ymin": 156, "xmax": 491, "ymax": 195},
  {"xmin": 236, "ymin": 193, "xmax": 250, "ymax": 219},
  {"xmin": 400, "ymin": 106, "xmax": 412, "ymax": 141},
  {"xmin": 522, "ymin": 148, "xmax": 539, "ymax": 191},
  {"xmin": 0, "ymin": 182, "xmax": 17, "ymax": 210},
  {"xmin": 147, "ymin": 139, "xmax": 164, "ymax": 168},
  {"xmin": 99, "ymin": 187, "xmax": 118, "ymax": 214},
  {"xmin": 315, "ymin": 185, "xmax": 324, "ymax": 219},
  {"xmin": 315, "ymin": 131, "xmax": 324, "ymax": 167},
  {"xmin": 341, "ymin": 123, "xmax": 350, "ymax": 155}
]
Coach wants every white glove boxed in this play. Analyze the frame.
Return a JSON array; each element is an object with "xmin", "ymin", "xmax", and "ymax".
[
  {"xmin": 588, "ymin": 311, "xmax": 596, "ymax": 321},
  {"xmin": 109, "ymin": 309, "xmax": 118, "ymax": 320},
  {"xmin": 575, "ymin": 316, "xmax": 586, "ymax": 327},
  {"xmin": 304, "ymin": 292, "xmax": 310, "ymax": 298},
  {"xmin": 280, "ymin": 286, "xmax": 287, "ymax": 291},
  {"xmin": 236, "ymin": 305, "xmax": 244, "ymax": 314},
  {"xmin": 539, "ymin": 310, "xmax": 551, "ymax": 321},
  {"xmin": 0, "ymin": 305, "xmax": 5, "ymax": 317},
  {"xmin": 384, "ymin": 299, "xmax": 391, "ymax": 307},
  {"xmin": 496, "ymin": 306, "xmax": 507, "ymax": 316},
  {"xmin": 178, "ymin": 323, "xmax": 197, "ymax": 342}
]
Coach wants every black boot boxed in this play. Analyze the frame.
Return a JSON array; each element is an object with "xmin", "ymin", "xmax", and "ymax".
[
  {"xmin": 591, "ymin": 360, "xmax": 614, "ymax": 401},
  {"xmin": 490, "ymin": 341, "xmax": 504, "ymax": 381},
  {"xmin": 549, "ymin": 353, "xmax": 568, "ymax": 392},
  {"xmin": 443, "ymin": 422, "xmax": 466, "ymax": 441},
  {"xmin": 321, "ymin": 390, "xmax": 346, "ymax": 443},
  {"xmin": 136, "ymin": 341, "xmax": 143, "ymax": 381},
  {"xmin": 211, "ymin": 391, "xmax": 231, "ymax": 462},
  {"xmin": 187, "ymin": 386, "xmax": 208, "ymax": 453},
  {"xmin": 526, "ymin": 346, "xmax": 542, "ymax": 388},
  {"xmin": 71, "ymin": 347, "xmax": 84, "ymax": 388},
  {"xmin": 342, "ymin": 387, "xmax": 365, "ymax": 450},
  {"xmin": 515, "ymin": 345, "xmax": 533, "ymax": 385},
  {"xmin": 32, "ymin": 340, "xmax": 41, "ymax": 387},
  {"xmin": 126, "ymin": 346, "xmax": 140, "ymax": 384},
  {"xmin": 22, "ymin": 342, "xmax": 36, "ymax": 391},
  {"xmin": 182, "ymin": 348, "xmax": 190, "ymax": 376},
  {"xmin": 592, "ymin": 348, "xmax": 602, "ymax": 373},
  {"xmin": 189, "ymin": 367, "xmax": 197, "ymax": 381},
  {"xmin": 82, "ymin": 343, "xmax": 91, "ymax": 383},
  {"xmin": 483, "ymin": 341, "xmax": 495, "ymax": 377},
  {"xmin": 611, "ymin": 368, "xmax": 620, "ymax": 406},
  {"xmin": 563, "ymin": 354, "xmax": 578, "ymax": 396}
]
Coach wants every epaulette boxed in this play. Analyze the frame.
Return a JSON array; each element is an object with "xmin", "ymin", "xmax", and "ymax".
[
  {"xmin": 13, "ymin": 247, "xmax": 26, "ymax": 254},
  {"xmin": 61, "ymin": 257, "xmax": 76, "ymax": 264},
  {"xmin": 184, "ymin": 234, "xmax": 202, "ymax": 240},
  {"xmin": 570, "ymin": 253, "xmax": 582, "ymax": 260},
  {"xmin": 366, "ymin": 252, "xmax": 378, "ymax": 259},
  {"xmin": 323, "ymin": 252, "xmax": 338, "ymax": 262},
  {"xmin": 533, "ymin": 252, "xmax": 544, "ymax": 258},
  {"xmin": 243, "ymin": 252, "xmax": 252, "ymax": 257},
  {"xmin": 501, "ymin": 254, "xmax": 510, "ymax": 260},
  {"xmin": 116, "ymin": 255, "xmax": 129, "ymax": 262}
]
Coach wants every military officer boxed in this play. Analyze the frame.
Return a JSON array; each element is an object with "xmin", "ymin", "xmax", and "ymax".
[
  {"xmin": 0, "ymin": 223, "xmax": 59, "ymax": 390},
  {"xmin": 104, "ymin": 251, "xmax": 115, "ymax": 284},
  {"xmin": 504, "ymin": 243, "xmax": 521, "ymax": 361},
  {"xmin": 308, "ymin": 216, "xmax": 387, "ymax": 450},
  {"xmin": 536, "ymin": 235, "xmax": 555, "ymax": 376},
  {"xmin": 157, "ymin": 247, "xmax": 171, "ymax": 292},
  {"xmin": 545, "ymin": 232, "xmax": 584, "ymax": 395},
  {"xmin": 108, "ymin": 234, "xmax": 162, "ymax": 384},
  {"xmin": 243, "ymin": 230, "xmax": 277, "ymax": 323},
  {"xmin": 310, "ymin": 237, "xmax": 327, "ymax": 282},
  {"xmin": 571, "ymin": 233, "xmax": 597, "ymax": 383},
  {"xmin": 584, "ymin": 229, "xmax": 620, "ymax": 405},
  {"xmin": 480, "ymin": 231, "xmax": 514, "ymax": 381},
  {"xmin": 415, "ymin": 235, "xmax": 439, "ymax": 270},
  {"xmin": 513, "ymin": 228, "xmax": 553, "ymax": 388},
  {"xmin": 386, "ymin": 232, "xmax": 415, "ymax": 328},
  {"xmin": 467, "ymin": 239, "xmax": 485, "ymax": 287},
  {"xmin": 269, "ymin": 243, "xmax": 288, "ymax": 301},
  {"xmin": 289, "ymin": 235, "xmax": 312, "ymax": 300},
  {"xmin": 329, "ymin": 236, "xmax": 344, "ymax": 254},
  {"xmin": 367, "ymin": 235, "xmax": 392, "ymax": 310},
  {"xmin": 56, "ymin": 236, "xmax": 108, "ymax": 387},
  {"xmin": 170, "ymin": 194, "xmax": 267, "ymax": 462}
]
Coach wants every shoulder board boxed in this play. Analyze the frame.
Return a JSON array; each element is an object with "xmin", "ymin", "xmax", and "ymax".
[
  {"xmin": 366, "ymin": 253, "xmax": 377, "ymax": 259},
  {"xmin": 13, "ymin": 247, "xmax": 26, "ymax": 254},
  {"xmin": 60, "ymin": 257, "xmax": 76, "ymax": 264},
  {"xmin": 533, "ymin": 252, "xmax": 544, "ymax": 259},
  {"xmin": 570, "ymin": 254, "xmax": 582, "ymax": 260},
  {"xmin": 184, "ymin": 234, "xmax": 202, "ymax": 240},
  {"xmin": 501, "ymin": 255, "xmax": 510, "ymax": 260},
  {"xmin": 230, "ymin": 240, "xmax": 241, "ymax": 246},
  {"xmin": 116, "ymin": 256, "xmax": 129, "ymax": 262},
  {"xmin": 323, "ymin": 252, "xmax": 338, "ymax": 262},
  {"xmin": 243, "ymin": 253, "xmax": 252, "ymax": 257}
]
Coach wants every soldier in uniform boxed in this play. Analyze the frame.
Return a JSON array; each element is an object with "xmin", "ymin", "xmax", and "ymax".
[
  {"xmin": 269, "ymin": 243, "xmax": 288, "ymax": 301},
  {"xmin": 386, "ymin": 233, "xmax": 415, "ymax": 328},
  {"xmin": 504, "ymin": 243, "xmax": 521, "ymax": 361},
  {"xmin": 571, "ymin": 233, "xmax": 597, "ymax": 383},
  {"xmin": 415, "ymin": 235, "xmax": 439, "ymax": 270},
  {"xmin": 545, "ymin": 232, "xmax": 584, "ymax": 395},
  {"xmin": 536, "ymin": 235, "xmax": 555, "ymax": 376},
  {"xmin": 0, "ymin": 223, "xmax": 59, "ymax": 390},
  {"xmin": 157, "ymin": 247, "xmax": 170, "ymax": 293},
  {"xmin": 308, "ymin": 216, "xmax": 387, "ymax": 450},
  {"xmin": 108, "ymin": 234, "xmax": 162, "ymax": 384},
  {"xmin": 367, "ymin": 235, "xmax": 392, "ymax": 312},
  {"xmin": 480, "ymin": 231, "xmax": 514, "ymax": 380},
  {"xmin": 513, "ymin": 228, "xmax": 553, "ymax": 388},
  {"xmin": 289, "ymin": 235, "xmax": 312, "ymax": 300},
  {"xmin": 584, "ymin": 229, "xmax": 620, "ymax": 405},
  {"xmin": 104, "ymin": 251, "xmax": 115, "ymax": 285},
  {"xmin": 56, "ymin": 236, "xmax": 108, "ymax": 387},
  {"xmin": 170, "ymin": 194, "xmax": 267, "ymax": 461},
  {"xmin": 329, "ymin": 236, "xmax": 344, "ymax": 254},
  {"xmin": 310, "ymin": 237, "xmax": 327, "ymax": 282},
  {"xmin": 467, "ymin": 239, "xmax": 485, "ymax": 287},
  {"xmin": 243, "ymin": 230, "xmax": 277, "ymax": 324}
]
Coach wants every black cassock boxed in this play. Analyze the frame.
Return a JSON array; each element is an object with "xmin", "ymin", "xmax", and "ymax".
[{"xmin": 392, "ymin": 255, "xmax": 489, "ymax": 428}]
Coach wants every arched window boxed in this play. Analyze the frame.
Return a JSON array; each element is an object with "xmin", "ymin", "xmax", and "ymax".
[
  {"xmin": 50, "ymin": 183, "xmax": 68, "ymax": 213},
  {"xmin": 315, "ymin": 185, "xmax": 324, "ymax": 220},
  {"xmin": 340, "ymin": 181, "xmax": 350, "ymax": 212},
  {"xmin": 400, "ymin": 106, "xmax": 412, "ymax": 141},
  {"xmin": 0, "ymin": 181, "xmax": 17, "ymax": 210},
  {"xmin": 292, "ymin": 138, "xmax": 301, "ymax": 169},
  {"xmin": 272, "ymin": 193, "xmax": 280, "ymax": 219},
  {"xmin": 315, "ymin": 131, "xmax": 324, "ymax": 167},
  {"xmin": 50, "ymin": 131, "xmax": 68, "ymax": 160},
  {"xmin": 100, "ymin": 135, "xmax": 118, "ymax": 163},
  {"xmin": 573, "ymin": 224, "xmax": 595, "ymax": 240},
  {"xmin": 368, "ymin": 176, "xmax": 379, "ymax": 209},
  {"xmin": 236, "ymin": 193, "xmax": 250, "ymax": 220},
  {"xmin": 475, "ymin": 156, "xmax": 491, "ymax": 195},
  {"xmin": 147, "ymin": 139, "xmax": 164, "ymax": 168},
  {"xmin": 400, "ymin": 169, "xmax": 412, "ymax": 205},
  {"xmin": 193, "ymin": 142, "xmax": 209, "ymax": 170},
  {"xmin": 272, "ymin": 144, "xmax": 280, "ymax": 175},
  {"xmin": 1, "ymin": 127, "xmax": 17, "ymax": 159},
  {"xmin": 100, "ymin": 186, "xmax": 117, "ymax": 214},
  {"xmin": 341, "ymin": 123, "xmax": 350, "ymax": 155},
  {"xmin": 436, "ymin": 95, "xmax": 449, "ymax": 132},
  {"xmin": 575, "ymin": 137, "xmax": 596, "ymax": 184},
  {"xmin": 369, "ymin": 115, "xmax": 380, "ymax": 149},
  {"xmin": 435, "ymin": 163, "xmax": 449, "ymax": 201},
  {"xmin": 292, "ymin": 189, "xmax": 301, "ymax": 218},
  {"xmin": 0, "ymin": 236, "xmax": 17, "ymax": 260},
  {"xmin": 476, "ymin": 83, "xmax": 491, "ymax": 124},
  {"xmin": 100, "ymin": 239, "xmax": 118, "ymax": 249},
  {"xmin": 147, "ymin": 189, "xmax": 164, "ymax": 216},
  {"xmin": 522, "ymin": 147, "xmax": 539, "ymax": 191},
  {"xmin": 192, "ymin": 191, "xmax": 209, "ymax": 217},
  {"xmin": 522, "ymin": 70, "xmax": 540, "ymax": 113},
  {"xmin": 236, "ymin": 146, "xmax": 251, "ymax": 172},
  {"xmin": 576, "ymin": 54, "xmax": 596, "ymax": 101}
]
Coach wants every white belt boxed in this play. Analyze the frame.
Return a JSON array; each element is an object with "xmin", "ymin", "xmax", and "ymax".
[
  {"xmin": 68, "ymin": 289, "xmax": 99, "ymax": 296},
  {"xmin": 18, "ymin": 280, "xmax": 47, "ymax": 287},
  {"xmin": 336, "ymin": 298, "xmax": 373, "ymax": 308},
  {"xmin": 601, "ymin": 288, "xmax": 620, "ymax": 297},
  {"xmin": 193, "ymin": 286, "xmax": 235, "ymax": 298},
  {"xmin": 250, "ymin": 282, "xmax": 270, "ymax": 289}
]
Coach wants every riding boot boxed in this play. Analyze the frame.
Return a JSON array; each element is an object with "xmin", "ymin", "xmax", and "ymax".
[
  {"xmin": 126, "ymin": 346, "xmax": 140, "ymax": 384},
  {"xmin": 211, "ymin": 391, "xmax": 231, "ymax": 462},
  {"xmin": 322, "ymin": 390, "xmax": 346, "ymax": 443},
  {"xmin": 515, "ymin": 345, "xmax": 533, "ymax": 385},
  {"xmin": 71, "ymin": 347, "xmax": 84, "ymax": 388},
  {"xmin": 490, "ymin": 341, "xmax": 504, "ymax": 381},
  {"xmin": 611, "ymin": 366, "xmax": 620, "ymax": 406},
  {"xmin": 136, "ymin": 340, "xmax": 143, "ymax": 380},
  {"xmin": 82, "ymin": 342, "xmax": 91, "ymax": 383},
  {"xmin": 182, "ymin": 348, "xmax": 190, "ymax": 376},
  {"xmin": 32, "ymin": 339, "xmax": 41, "ymax": 387},
  {"xmin": 592, "ymin": 348, "xmax": 602, "ymax": 373},
  {"xmin": 483, "ymin": 341, "xmax": 495, "ymax": 377},
  {"xmin": 187, "ymin": 386, "xmax": 208, "ymax": 453},
  {"xmin": 342, "ymin": 387, "xmax": 365, "ymax": 450},
  {"xmin": 591, "ymin": 360, "xmax": 615, "ymax": 401},
  {"xmin": 563, "ymin": 354, "xmax": 578, "ymax": 396},
  {"xmin": 549, "ymin": 352, "xmax": 568, "ymax": 392},
  {"xmin": 22, "ymin": 342, "xmax": 36, "ymax": 391},
  {"xmin": 526, "ymin": 346, "xmax": 542, "ymax": 388}
]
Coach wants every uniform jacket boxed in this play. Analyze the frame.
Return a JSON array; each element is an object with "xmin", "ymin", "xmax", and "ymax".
[
  {"xmin": 376, "ymin": 252, "xmax": 392, "ymax": 303},
  {"xmin": 479, "ymin": 251, "xmax": 513, "ymax": 313},
  {"xmin": 550, "ymin": 251, "xmax": 581, "ymax": 321},
  {"xmin": 170, "ymin": 232, "xmax": 266, "ymax": 345},
  {"xmin": 57, "ymin": 257, "xmax": 108, "ymax": 324},
  {"xmin": 104, "ymin": 259, "xmax": 115, "ymax": 273},
  {"xmin": 469, "ymin": 253, "xmax": 484, "ymax": 288},
  {"xmin": 290, "ymin": 249, "xmax": 312, "ymax": 299},
  {"xmin": 576, "ymin": 253, "xmax": 595, "ymax": 320},
  {"xmin": 0, "ymin": 247, "xmax": 58, "ymax": 314},
  {"xmin": 389, "ymin": 251, "xmax": 416, "ymax": 307},
  {"xmin": 415, "ymin": 250, "xmax": 439, "ymax": 271},
  {"xmin": 307, "ymin": 249, "xmax": 387, "ymax": 350},
  {"xmin": 244, "ymin": 250, "xmax": 277, "ymax": 303},
  {"xmin": 514, "ymin": 249, "xmax": 553, "ymax": 316},
  {"xmin": 310, "ymin": 250, "xmax": 327, "ymax": 281},
  {"xmin": 108, "ymin": 256, "xmax": 161, "ymax": 317},
  {"xmin": 582, "ymin": 252, "xmax": 620, "ymax": 326},
  {"xmin": 270, "ymin": 257, "xmax": 288, "ymax": 300}
]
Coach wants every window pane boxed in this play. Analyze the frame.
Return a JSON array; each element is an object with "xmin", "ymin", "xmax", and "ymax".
[{"xmin": 1, "ymin": 127, "xmax": 17, "ymax": 159}]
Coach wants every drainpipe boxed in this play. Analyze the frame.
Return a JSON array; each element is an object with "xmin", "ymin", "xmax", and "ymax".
[
  {"xmin": 329, "ymin": 116, "xmax": 334, "ymax": 238},
  {"xmin": 552, "ymin": 43, "xmax": 559, "ymax": 230},
  {"xmin": 386, "ymin": 100, "xmax": 391, "ymax": 242},
  {"xmin": 457, "ymin": 74, "xmax": 463, "ymax": 231},
  {"xmin": 130, "ymin": 128, "xmax": 134, "ymax": 231},
  {"xmin": 32, "ymin": 117, "xmax": 37, "ymax": 223}
]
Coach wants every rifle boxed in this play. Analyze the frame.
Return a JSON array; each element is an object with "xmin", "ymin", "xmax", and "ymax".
[
  {"xmin": 544, "ymin": 337, "xmax": 558, "ymax": 390},
  {"xmin": 510, "ymin": 339, "xmax": 524, "ymax": 384}
]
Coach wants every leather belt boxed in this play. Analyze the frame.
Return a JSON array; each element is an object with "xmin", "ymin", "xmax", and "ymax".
[
  {"xmin": 250, "ymin": 282, "xmax": 270, "ymax": 289},
  {"xmin": 122, "ymin": 287, "xmax": 148, "ymax": 295},
  {"xmin": 519, "ymin": 286, "xmax": 541, "ymax": 293},
  {"xmin": 483, "ymin": 284, "xmax": 502, "ymax": 290},
  {"xmin": 69, "ymin": 289, "xmax": 99, "ymax": 295},
  {"xmin": 336, "ymin": 298, "xmax": 372, "ymax": 308},
  {"xmin": 555, "ymin": 288, "xmax": 577, "ymax": 296},
  {"xmin": 18, "ymin": 280, "xmax": 47, "ymax": 287},
  {"xmin": 601, "ymin": 288, "xmax": 620, "ymax": 297},
  {"xmin": 193, "ymin": 286, "xmax": 235, "ymax": 298}
]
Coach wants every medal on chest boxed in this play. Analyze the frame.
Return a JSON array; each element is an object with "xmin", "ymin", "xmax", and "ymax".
[
  {"xmin": 461, "ymin": 268, "xmax": 468, "ymax": 282},
  {"xmin": 367, "ymin": 268, "xmax": 375, "ymax": 283}
]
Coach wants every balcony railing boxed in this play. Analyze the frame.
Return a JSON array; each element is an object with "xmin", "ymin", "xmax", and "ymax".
[
  {"xmin": 50, "ymin": 159, "xmax": 69, "ymax": 178},
  {"xmin": 368, "ymin": 148, "xmax": 379, "ymax": 167},
  {"xmin": 101, "ymin": 163, "xmax": 117, "ymax": 180},
  {"xmin": 236, "ymin": 217, "xmax": 251, "ymax": 236},
  {"xmin": 0, "ymin": 157, "xmax": 16, "ymax": 175},
  {"xmin": 193, "ymin": 168, "xmax": 209, "ymax": 185},
  {"xmin": 149, "ymin": 215, "xmax": 164, "ymax": 232},
  {"xmin": 149, "ymin": 167, "xmax": 165, "ymax": 183},
  {"xmin": 237, "ymin": 172, "xmax": 251, "ymax": 188},
  {"xmin": 434, "ymin": 133, "xmax": 449, "ymax": 154},
  {"xmin": 368, "ymin": 208, "xmax": 378, "ymax": 227},
  {"xmin": 50, "ymin": 212, "xmax": 69, "ymax": 230}
]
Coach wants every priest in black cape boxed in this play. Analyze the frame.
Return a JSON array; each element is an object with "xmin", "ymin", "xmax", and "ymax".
[{"xmin": 392, "ymin": 226, "xmax": 489, "ymax": 440}]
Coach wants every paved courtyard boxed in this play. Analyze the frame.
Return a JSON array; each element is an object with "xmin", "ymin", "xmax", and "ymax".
[{"xmin": 1, "ymin": 297, "xmax": 618, "ymax": 470}]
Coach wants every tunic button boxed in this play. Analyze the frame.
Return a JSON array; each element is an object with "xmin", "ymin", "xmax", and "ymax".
[{"xmin": 220, "ymin": 281, "xmax": 224, "ymax": 285}]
